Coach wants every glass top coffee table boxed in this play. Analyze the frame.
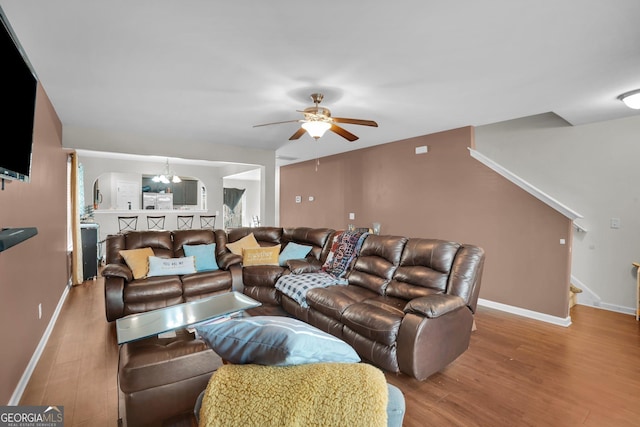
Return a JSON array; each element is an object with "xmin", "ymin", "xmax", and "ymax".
[{"xmin": 115, "ymin": 291, "xmax": 261, "ymax": 344}]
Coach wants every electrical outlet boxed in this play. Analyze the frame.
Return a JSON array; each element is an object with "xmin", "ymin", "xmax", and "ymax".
[
  {"xmin": 349, "ymin": 213, "xmax": 355, "ymax": 220},
  {"xmin": 610, "ymin": 218, "xmax": 621, "ymax": 229},
  {"xmin": 295, "ymin": 196, "xmax": 301, "ymax": 203}
]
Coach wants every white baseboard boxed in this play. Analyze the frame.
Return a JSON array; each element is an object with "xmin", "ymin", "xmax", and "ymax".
[
  {"xmin": 478, "ymin": 298, "xmax": 572, "ymax": 327},
  {"xmin": 9, "ymin": 281, "xmax": 71, "ymax": 405},
  {"xmin": 571, "ymin": 275, "xmax": 635, "ymax": 316}
]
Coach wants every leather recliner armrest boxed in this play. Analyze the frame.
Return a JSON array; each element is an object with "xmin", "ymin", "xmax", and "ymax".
[
  {"xmin": 102, "ymin": 263, "xmax": 133, "ymax": 282},
  {"xmin": 217, "ymin": 253, "xmax": 242, "ymax": 270},
  {"xmin": 404, "ymin": 294, "xmax": 466, "ymax": 319}
]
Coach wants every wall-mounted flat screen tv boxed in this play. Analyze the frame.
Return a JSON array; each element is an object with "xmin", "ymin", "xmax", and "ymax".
[{"xmin": 0, "ymin": 7, "xmax": 37, "ymax": 183}]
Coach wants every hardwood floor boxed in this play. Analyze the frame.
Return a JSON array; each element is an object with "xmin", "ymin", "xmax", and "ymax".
[{"xmin": 18, "ymin": 277, "xmax": 640, "ymax": 426}]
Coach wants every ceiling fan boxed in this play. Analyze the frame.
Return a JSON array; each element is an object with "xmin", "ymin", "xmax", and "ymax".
[{"xmin": 253, "ymin": 93, "xmax": 378, "ymax": 142}]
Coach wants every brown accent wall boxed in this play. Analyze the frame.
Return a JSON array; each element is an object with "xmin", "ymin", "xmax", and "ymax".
[
  {"xmin": 0, "ymin": 83, "xmax": 66, "ymax": 404},
  {"xmin": 280, "ymin": 126, "xmax": 572, "ymax": 318}
]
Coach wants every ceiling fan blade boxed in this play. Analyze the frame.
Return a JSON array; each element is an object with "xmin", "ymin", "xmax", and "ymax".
[
  {"xmin": 289, "ymin": 127, "xmax": 307, "ymax": 140},
  {"xmin": 332, "ymin": 117, "xmax": 378, "ymax": 127},
  {"xmin": 330, "ymin": 124, "xmax": 359, "ymax": 142},
  {"xmin": 253, "ymin": 119, "xmax": 300, "ymax": 128}
]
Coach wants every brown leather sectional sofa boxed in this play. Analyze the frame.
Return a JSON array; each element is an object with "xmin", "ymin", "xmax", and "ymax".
[{"xmin": 103, "ymin": 226, "xmax": 485, "ymax": 380}]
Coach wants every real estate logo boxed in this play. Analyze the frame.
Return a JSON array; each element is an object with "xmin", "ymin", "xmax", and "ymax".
[{"xmin": 0, "ymin": 406, "xmax": 64, "ymax": 427}]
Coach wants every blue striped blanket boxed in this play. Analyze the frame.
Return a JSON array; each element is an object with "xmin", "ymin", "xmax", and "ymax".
[{"xmin": 275, "ymin": 272, "xmax": 345, "ymax": 308}]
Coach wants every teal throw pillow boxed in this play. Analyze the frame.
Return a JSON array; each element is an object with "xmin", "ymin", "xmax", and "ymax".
[
  {"xmin": 183, "ymin": 243, "xmax": 219, "ymax": 272},
  {"xmin": 195, "ymin": 316, "xmax": 360, "ymax": 366},
  {"xmin": 279, "ymin": 242, "xmax": 313, "ymax": 266}
]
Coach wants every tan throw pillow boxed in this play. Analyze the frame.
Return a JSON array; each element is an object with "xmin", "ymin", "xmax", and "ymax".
[
  {"xmin": 119, "ymin": 247, "xmax": 154, "ymax": 279},
  {"xmin": 226, "ymin": 233, "xmax": 260, "ymax": 255},
  {"xmin": 243, "ymin": 245, "xmax": 281, "ymax": 266}
]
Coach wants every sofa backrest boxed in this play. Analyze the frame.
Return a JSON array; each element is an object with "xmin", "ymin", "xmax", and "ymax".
[
  {"xmin": 386, "ymin": 238, "xmax": 485, "ymax": 311},
  {"xmin": 105, "ymin": 231, "xmax": 174, "ymax": 265},
  {"xmin": 387, "ymin": 238, "xmax": 461, "ymax": 300},
  {"xmin": 105, "ymin": 233, "xmax": 126, "ymax": 265},
  {"xmin": 282, "ymin": 227, "xmax": 335, "ymax": 262},
  {"xmin": 213, "ymin": 229, "xmax": 231, "ymax": 259},
  {"xmin": 227, "ymin": 227, "xmax": 282, "ymax": 247},
  {"xmin": 447, "ymin": 245, "xmax": 485, "ymax": 312},
  {"xmin": 172, "ymin": 229, "xmax": 216, "ymax": 257},
  {"xmin": 348, "ymin": 235, "xmax": 407, "ymax": 295}
]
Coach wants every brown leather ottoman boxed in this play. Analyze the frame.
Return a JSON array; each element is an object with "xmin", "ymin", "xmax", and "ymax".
[{"xmin": 118, "ymin": 329, "xmax": 222, "ymax": 427}]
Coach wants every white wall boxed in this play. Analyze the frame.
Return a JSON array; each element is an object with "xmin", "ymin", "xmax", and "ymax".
[
  {"xmin": 78, "ymin": 156, "xmax": 226, "ymax": 215},
  {"xmin": 63, "ymin": 125, "xmax": 277, "ymax": 225},
  {"xmin": 475, "ymin": 113, "xmax": 640, "ymax": 314}
]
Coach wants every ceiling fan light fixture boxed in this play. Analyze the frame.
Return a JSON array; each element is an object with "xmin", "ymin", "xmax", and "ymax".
[
  {"xmin": 302, "ymin": 121, "xmax": 331, "ymax": 139},
  {"xmin": 618, "ymin": 89, "xmax": 640, "ymax": 109}
]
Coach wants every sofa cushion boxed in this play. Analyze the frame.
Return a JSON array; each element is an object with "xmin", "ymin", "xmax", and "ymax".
[
  {"xmin": 123, "ymin": 276, "xmax": 184, "ymax": 304},
  {"xmin": 279, "ymin": 242, "xmax": 313, "ymax": 266},
  {"xmin": 172, "ymin": 229, "xmax": 216, "ymax": 257},
  {"xmin": 348, "ymin": 235, "xmax": 408, "ymax": 294},
  {"xmin": 341, "ymin": 298, "xmax": 406, "ymax": 346},
  {"xmin": 242, "ymin": 265, "xmax": 286, "ymax": 287},
  {"xmin": 242, "ymin": 245, "xmax": 281, "ymax": 266},
  {"xmin": 147, "ymin": 256, "xmax": 197, "ymax": 277},
  {"xmin": 183, "ymin": 243, "xmax": 219, "ymax": 272},
  {"xmin": 229, "ymin": 227, "xmax": 283, "ymax": 246},
  {"xmin": 226, "ymin": 233, "xmax": 260, "ymax": 255},
  {"xmin": 287, "ymin": 258, "xmax": 323, "ymax": 274},
  {"xmin": 125, "ymin": 230, "xmax": 174, "ymax": 258},
  {"xmin": 387, "ymin": 238, "xmax": 460, "ymax": 299},
  {"xmin": 306, "ymin": 285, "xmax": 377, "ymax": 321},
  {"xmin": 195, "ymin": 316, "xmax": 360, "ymax": 366},
  {"xmin": 282, "ymin": 227, "xmax": 335, "ymax": 261},
  {"xmin": 181, "ymin": 269, "xmax": 233, "ymax": 299},
  {"xmin": 119, "ymin": 247, "xmax": 154, "ymax": 279}
]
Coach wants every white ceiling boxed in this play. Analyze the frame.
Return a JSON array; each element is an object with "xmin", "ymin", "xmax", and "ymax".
[{"xmin": 2, "ymin": 1, "xmax": 640, "ymax": 166}]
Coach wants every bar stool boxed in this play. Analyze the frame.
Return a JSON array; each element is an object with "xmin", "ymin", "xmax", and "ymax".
[
  {"xmin": 118, "ymin": 216, "xmax": 138, "ymax": 233},
  {"xmin": 147, "ymin": 215, "xmax": 166, "ymax": 230},
  {"xmin": 199, "ymin": 215, "xmax": 216, "ymax": 229},
  {"xmin": 177, "ymin": 215, "xmax": 194, "ymax": 230}
]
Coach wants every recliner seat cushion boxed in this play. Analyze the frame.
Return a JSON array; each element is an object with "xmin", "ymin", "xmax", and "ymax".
[
  {"xmin": 123, "ymin": 276, "xmax": 183, "ymax": 303},
  {"xmin": 306, "ymin": 285, "xmax": 376, "ymax": 320},
  {"xmin": 243, "ymin": 265, "xmax": 286, "ymax": 287},
  {"xmin": 341, "ymin": 297, "xmax": 406, "ymax": 346},
  {"xmin": 181, "ymin": 270, "xmax": 233, "ymax": 298}
]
